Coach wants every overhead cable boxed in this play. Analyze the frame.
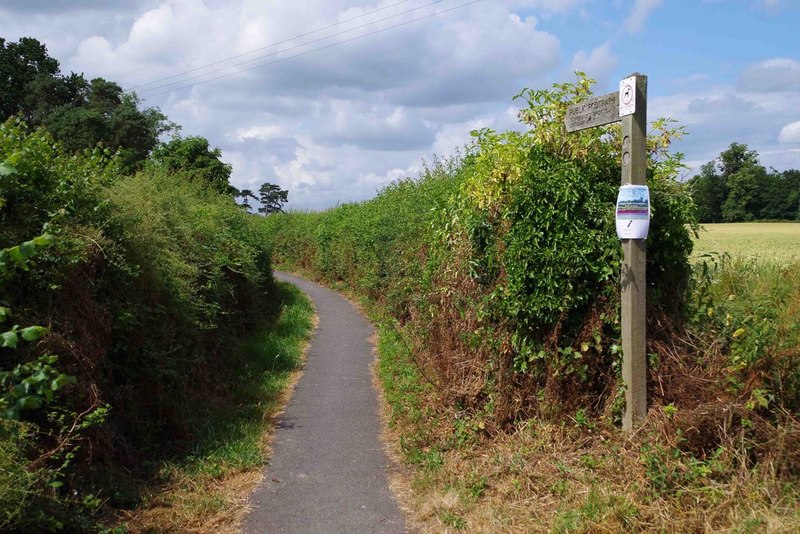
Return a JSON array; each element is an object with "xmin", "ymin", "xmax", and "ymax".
[
  {"xmin": 138, "ymin": 0, "xmax": 447, "ymax": 96},
  {"xmin": 132, "ymin": 0, "xmax": 418, "ymax": 90},
  {"xmin": 140, "ymin": 0, "xmax": 483, "ymax": 99}
]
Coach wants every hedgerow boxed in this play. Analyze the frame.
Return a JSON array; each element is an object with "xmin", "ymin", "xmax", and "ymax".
[
  {"xmin": 0, "ymin": 118, "xmax": 275, "ymax": 529},
  {"xmin": 263, "ymin": 74, "xmax": 800, "ymax": 531},
  {"xmin": 266, "ymin": 74, "xmax": 697, "ymax": 423}
]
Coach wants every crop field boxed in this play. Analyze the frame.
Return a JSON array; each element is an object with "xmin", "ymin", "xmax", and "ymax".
[{"xmin": 692, "ymin": 222, "xmax": 800, "ymax": 263}]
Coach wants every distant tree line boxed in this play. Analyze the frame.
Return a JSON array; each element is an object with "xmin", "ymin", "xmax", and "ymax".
[{"xmin": 688, "ymin": 143, "xmax": 800, "ymax": 223}]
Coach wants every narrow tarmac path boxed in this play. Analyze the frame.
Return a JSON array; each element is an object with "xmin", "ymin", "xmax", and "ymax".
[{"xmin": 244, "ymin": 272, "xmax": 406, "ymax": 534}]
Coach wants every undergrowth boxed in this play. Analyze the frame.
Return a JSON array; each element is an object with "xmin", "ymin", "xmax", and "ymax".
[{"xmin": 0, "ymin": 118, "xmax": 279, "ymax": 529}]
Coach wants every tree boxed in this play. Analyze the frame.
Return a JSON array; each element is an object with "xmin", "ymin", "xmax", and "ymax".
[
  {"xmin": 43, "ymin": 78, "xmax": 171, "ymax": 173},
  {"xmin": 722, "ymin": 164, "xmax": 765, "ymax": 222},
  {"xmin": 689, "ymin": 143, "xmax": 765, "ymax": 223},
  {"xmin": 755, "ymin": 170, "xmax": 789, "ymax": 220},
  {"xmin": 238, "ymin": 189, "xmax": 257, "ymax": 213},
  {"xmin": 782, "ymin": 170, "xmax": 800, "ymax": 220},
  {"xmin": 718, "ymin": 142, "xmax": 759, "ymax": 177},
  {"xmin": 258, "ymin": 182, "xmax": 288, "ymax": 214},
  {"xmin": 150, "ymin": 136, "xmax": 234, "ymax": 195},
  {"xmin": 0, "ymin": 37, "xmax": 61, "ymax": 119},
  {"xmin": 1, "ymin": 37, "xmax": 173, "ymax": 172},
  {"xmin": 688, "ymin": 161, "xmax": 727, "ymax": 223}
]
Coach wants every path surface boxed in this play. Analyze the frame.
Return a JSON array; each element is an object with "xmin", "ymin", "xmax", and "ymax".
[{"xmin": 243, "ymin": 272, "xmax": 406, "ymax": 533}]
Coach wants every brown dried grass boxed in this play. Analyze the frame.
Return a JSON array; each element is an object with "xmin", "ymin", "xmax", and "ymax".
[{"xmin": 378, "ymin": 309, "xmax": 800, "ymax": 533}]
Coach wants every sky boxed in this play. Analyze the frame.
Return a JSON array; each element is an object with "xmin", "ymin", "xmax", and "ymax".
[{"xmin": 1, "ymin": 0, "xmax": 799, "ymax": 209}]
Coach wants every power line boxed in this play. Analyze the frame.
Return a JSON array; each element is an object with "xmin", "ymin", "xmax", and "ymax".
[
  {"xmin": 132, "ymin": 0, "xmax": 417, "ymax": 90},
  {"xmin": 138, "ymin": 0, "xmax": 448, "ymax": 96}
]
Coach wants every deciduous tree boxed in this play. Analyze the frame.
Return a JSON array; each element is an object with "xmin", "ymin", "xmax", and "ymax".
[{"xmin": 150, "ymin": 136, "xmax": 234, "ymax": 195}]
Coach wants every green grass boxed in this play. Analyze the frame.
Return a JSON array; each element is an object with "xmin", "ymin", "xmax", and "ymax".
[
  {"xmin": 692, "ymin": 222, "xmax": 800, "ymax": 263},
  {"xmin": 119, "ymin": 280, "xmax": 315, "ymax": 532},
  {"xmin": 181, "ymin": 281, "xmax": 314, "ymax": 476}
]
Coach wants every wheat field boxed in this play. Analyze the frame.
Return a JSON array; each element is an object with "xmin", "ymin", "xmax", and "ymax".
[{"xmin": 691, "ymin": 222, "xmax": 800, "ymax": 263}]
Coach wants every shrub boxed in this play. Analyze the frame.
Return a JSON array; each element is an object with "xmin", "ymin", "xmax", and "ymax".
[
  {"xmin": 416, "ymin": 74, "xmax": 696, "ymax": 422},
  {"xmin": 264, "ymin": 74, "xmax": 697, "ymax": 425},
  {"xmin": 1, "ymin": 117, "xmax": 276, "ymax": 528}
]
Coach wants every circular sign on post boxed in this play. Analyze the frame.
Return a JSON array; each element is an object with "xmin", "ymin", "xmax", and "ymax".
[{"xmin": 619, "ymin": 76, "xmax": 637, "ymax": 117}]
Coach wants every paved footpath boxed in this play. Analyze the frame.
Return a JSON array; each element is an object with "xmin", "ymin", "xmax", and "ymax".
[{"xmin": 243, "ymin": 272, "xmax": 406, "ymax": 534}]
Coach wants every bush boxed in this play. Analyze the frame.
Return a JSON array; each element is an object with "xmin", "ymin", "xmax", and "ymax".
[
  {"xmin": 263, "ymin": 155, "xmax": 464, "ymax": 318},
  {"xmin": 414, "ymin": 75, "xmax": 696, "ymax": 422}
]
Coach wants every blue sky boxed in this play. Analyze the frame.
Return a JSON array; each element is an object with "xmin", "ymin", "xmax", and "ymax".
[
  {"xmin": 548, "ymin": 1, "xmax": 798, "ymax": 89},
  {"xmin": 1, "ymin": 0, "xmax": 798, "ymax": 208}
]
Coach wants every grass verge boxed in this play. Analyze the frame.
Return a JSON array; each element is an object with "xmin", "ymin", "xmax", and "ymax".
[
  {"xmin": 375, "ymin": 291, "xmax": 800, "ymax": 532},
  {"xmin": 115, "ymin": 281, "xmax": 315, "ymax": 533}
]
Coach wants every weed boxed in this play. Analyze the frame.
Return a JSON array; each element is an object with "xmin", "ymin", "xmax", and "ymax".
[
  {"xmin": 461, "ymin": 472, "xmax": 488, "ymax": 500},
  {"xmin": 552, "ymin": 487, "xmax": 638, "ymax": 533},
  {"xmin": 438, "ymin": 510, "xmax": 467, "ymax": 530}
]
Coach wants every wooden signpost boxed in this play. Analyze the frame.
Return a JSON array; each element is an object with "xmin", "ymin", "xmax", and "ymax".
[{"xmin": 566, "ymin": 73, "xmax": 648, "ymax": 432}]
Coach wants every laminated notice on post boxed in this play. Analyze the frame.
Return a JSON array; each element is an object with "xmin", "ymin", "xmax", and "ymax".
[{"xmin": 616, "ymin": 185, "xmax": 650, "ymax": 239}]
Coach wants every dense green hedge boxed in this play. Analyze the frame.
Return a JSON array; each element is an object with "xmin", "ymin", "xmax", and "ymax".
[
  {"xmin": 0, "ymin": 119, "xmax": 275, "ymax": 530},
  {"xmin": 261, "ymin": 156, "xmax": 465, "ymax": 318},
  {"xmin": 263, "ymin": 76, "xmax": 697, "ymax": 423}
]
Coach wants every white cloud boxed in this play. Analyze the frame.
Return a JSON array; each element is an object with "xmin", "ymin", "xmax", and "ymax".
[
  {"xmin": 778, "ymin": 121, "xmax": 800, "ymax": 144},
  {"xmin": 652, "ymin": 87, "xmax": 800, "ymax": 174},
  {"xmin": 571, "ymin": 42, "xmax": 618, "ymax": 89},
  {"xmin": 1, "ymin": 0, "xmax": 796, "ymax": 210},
  {"xmin": 510, "ymin": 0, "xmax": 585, "ymax": 15},
  {"xmin": 687, "ymin": 93, "xmax": 757, "ymax": 113},
  {"xmin": 315, "ymin": 100, "xmax": 436, "ymax": 151},
  {"xmin": 738, "ymin": 58, "xmax": 800, "ymax": 93},
  {"xmin": 624, "ymin": 0, "xmax": 663, "ymax": 34},
  {"xmin": 234, "ymin": 126, "xmax": 282, "ymax": 142}
]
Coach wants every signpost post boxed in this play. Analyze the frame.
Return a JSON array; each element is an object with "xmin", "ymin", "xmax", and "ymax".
[{"xmin": 565, "ymin": 73, "xmax": 648, "ymax": 432}]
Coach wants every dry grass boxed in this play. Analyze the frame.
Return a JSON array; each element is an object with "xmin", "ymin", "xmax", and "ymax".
[
  {"xmin": 381, "ymin": 406, "xmax": 800, "ymax": 533},
  {"xmin": 692, "ymin": 223, "xmax": 800, "ymax": 264},
  {"xmin": 376, "ymin": 310, "xmax": 800, "ymax": 533},
  {"xmin": 120, "ymin": 471, "xmax": 262, "ymax": 534}
]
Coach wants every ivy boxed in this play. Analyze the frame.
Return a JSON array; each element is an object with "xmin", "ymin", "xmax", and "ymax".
[{"xmin": 0, "ymin": 354, "xmax": 76, "ymax": 420}]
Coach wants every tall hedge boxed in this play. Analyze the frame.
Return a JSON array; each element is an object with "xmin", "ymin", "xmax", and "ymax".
[
  {"xmin": 263, "ymin": 75, "xmax": 697, "ymax": 424},
  {"xmin": 0, "ymin": 119, "xmax": 275, "ymax": 529}
]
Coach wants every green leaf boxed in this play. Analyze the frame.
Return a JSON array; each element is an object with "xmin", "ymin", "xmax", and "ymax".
[
  {"xmin": 18, "ymin": 241, "xmax": 36, "ymax": 260},
  {"xmin": 0, "ymin": 160, "xmax": 17, "ymax": 176},
  {"xmin": 51, "ymin": 374, "xmax": 76, "ymax": 391},
  {"xmin": 1, "ymin": 330, "xmax": 18, "ymax": 349},
  {"xmin": 20, "ymin": 325, "xmax": 48, "ymax": 342},
  {"xmin": 18, "ymin": 396, "xmax": 42, "ymax": 410},
  {"xmin": 0, "ymin": 307, "xmax": 9, "ymax": 323},
  {"xmin": 32, "ymin": 233, "xmax": 55, "ymax": 247}
]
